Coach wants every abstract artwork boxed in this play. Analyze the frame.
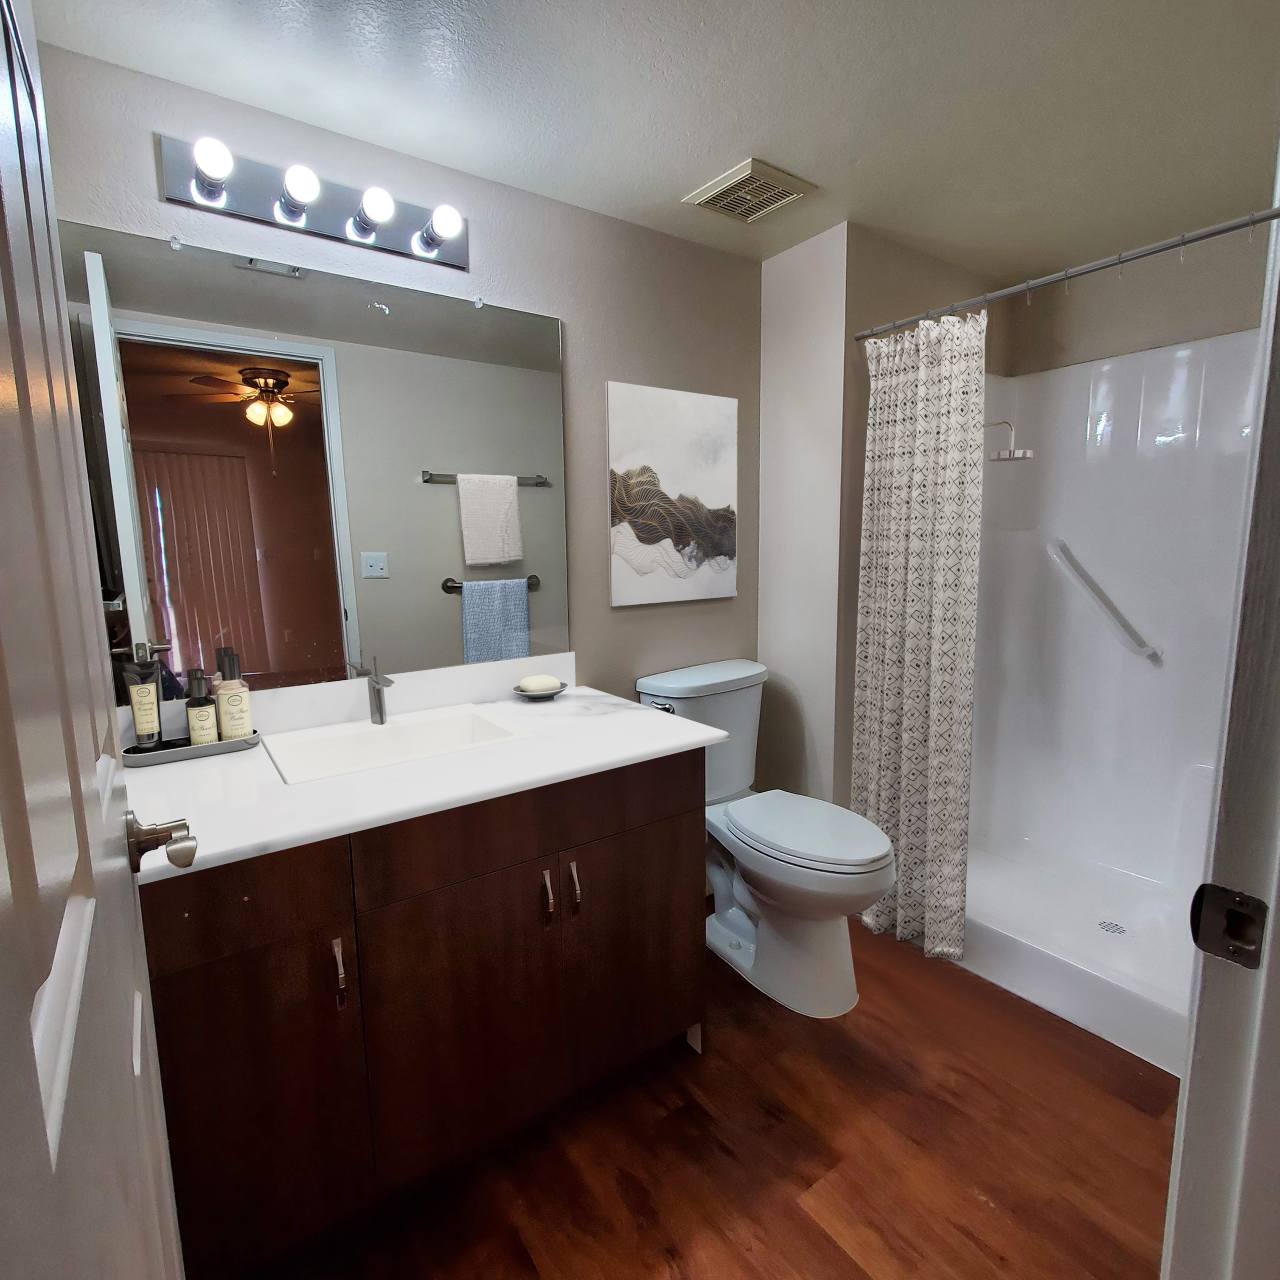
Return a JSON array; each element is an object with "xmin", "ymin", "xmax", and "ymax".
[{"xmin": 607, "ymin": 381, "xmax": 737, "ymax": 606}]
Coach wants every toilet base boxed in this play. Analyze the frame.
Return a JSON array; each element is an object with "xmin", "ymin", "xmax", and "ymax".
[{"xmin": 706, "ymin": 909, "xmax": 859, "ymax": 1019}]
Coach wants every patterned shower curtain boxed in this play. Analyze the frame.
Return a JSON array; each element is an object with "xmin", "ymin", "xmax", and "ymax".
[{"xmin": 852, "ymin": 312, "xmax": 987, "ymax": 959}]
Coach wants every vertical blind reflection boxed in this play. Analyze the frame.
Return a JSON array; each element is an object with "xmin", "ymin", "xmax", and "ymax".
[{"xmin": 133, "ymin": 449, "xmax": 269, "ymax": 674}]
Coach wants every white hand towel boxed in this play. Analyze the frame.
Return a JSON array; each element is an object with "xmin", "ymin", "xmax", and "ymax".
[{"xmin": 457, "ymin": 474, "xmax": 524, "ymax": 566}]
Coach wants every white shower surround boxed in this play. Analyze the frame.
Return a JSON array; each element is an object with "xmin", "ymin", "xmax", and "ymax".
[{"xmin": 963, "ymin": 329, "xmax": 1261, "ymax": 1074}]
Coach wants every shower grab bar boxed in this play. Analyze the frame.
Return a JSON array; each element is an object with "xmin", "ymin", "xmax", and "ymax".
[{"xmin": 1046, "ymin": 538, "xmax": 1162, "ymax": 664}]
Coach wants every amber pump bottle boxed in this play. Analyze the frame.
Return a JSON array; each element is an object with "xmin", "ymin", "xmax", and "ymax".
[{"xmin": 185, "ymin": 669, "xmax": 219, "ymax": 746}]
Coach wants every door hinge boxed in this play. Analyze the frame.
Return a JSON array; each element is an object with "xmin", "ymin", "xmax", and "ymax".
[{"xmin": 1190, "ymin": 883, "xmax": 1268, "ymax": 970}]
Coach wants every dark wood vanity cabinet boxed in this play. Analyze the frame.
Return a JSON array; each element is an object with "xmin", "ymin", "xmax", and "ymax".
[
  {"xmin": 358, "ymin": 855, "xmax": 568, "ymax": 1189},
  {"xmin": 353, "ymin": 752, "xmax": 707, "ymax": 1190},
  {"xmin": 138, "ymin": 750, "xmax": 706, "ymax": 1274},
  {"xmin": 558, "ymin": 811, "xmax": 706, "ymax": 1091},
  {"xmin": 140, "ymin": 840, "xmax": 373, "ymax": 1279}
]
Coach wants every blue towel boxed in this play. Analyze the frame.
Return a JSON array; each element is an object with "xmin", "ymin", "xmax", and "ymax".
[{"xmin": 461, "ymin": 578, "xmax": 531, "ymax": 664}]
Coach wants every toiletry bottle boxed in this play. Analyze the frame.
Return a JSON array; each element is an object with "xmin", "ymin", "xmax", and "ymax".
[
  {"xmin": 124, "ymin": 658, "xmax": 164, "ymax": 751},
  {"xmin": 185, "ymin": 669, "xmax": 219, "ymax": 746},
  {"xmin": 215, "ymin": 652, "xmax": 254, "ymax": 741},
  {"xmin": 211, "ymin": 646, "xmax": 234, "ymax": 692}
]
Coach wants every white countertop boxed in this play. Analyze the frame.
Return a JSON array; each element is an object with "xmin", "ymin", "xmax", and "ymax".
[{"xmin": 129, "ymin": 687, "xmax": 725, "ymax": 884}]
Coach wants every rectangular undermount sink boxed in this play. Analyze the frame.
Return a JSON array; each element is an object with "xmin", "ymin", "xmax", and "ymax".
[{"xmin": 263, "ymin": 704, "xmax": 516, "ymax": 785}]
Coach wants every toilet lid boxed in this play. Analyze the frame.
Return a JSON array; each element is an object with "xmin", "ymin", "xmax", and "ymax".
[{"xmin": 725, "ymin": 790, "xmax": 893, "ymax": 871}]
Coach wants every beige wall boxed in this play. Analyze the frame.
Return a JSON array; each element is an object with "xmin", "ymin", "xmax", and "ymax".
[
  {"xmin": 757, "ymin": 223, "xmax": 848, "ymax": 801},
  {"xmin": 996, "ymin": 229, "xmax": 1267, "ymax": 375},
  {"xmin": 41, "ymin": 46, "xmax": 761, "ymax": 699}
]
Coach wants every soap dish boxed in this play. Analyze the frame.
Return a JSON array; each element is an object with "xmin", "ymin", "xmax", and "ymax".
[{"xmin": 512, "ymin": 682, "xmax": 569, "ymax": 702}]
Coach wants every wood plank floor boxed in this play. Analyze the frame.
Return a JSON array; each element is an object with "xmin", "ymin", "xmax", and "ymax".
[{"xmin": 272, "ymin": 925, "xmax": 1179, "ymax": 1279}]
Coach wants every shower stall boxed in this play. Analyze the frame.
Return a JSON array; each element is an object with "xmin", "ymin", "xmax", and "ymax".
[{"xmin": 964, "ymin": 328, "xmax": 1262, "ymax": 1073}]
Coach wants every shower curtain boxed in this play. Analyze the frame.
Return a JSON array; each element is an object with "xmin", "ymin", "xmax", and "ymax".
[{"xmin": 852, "ymin": 312, "xmax": 986, "ymax": 959}]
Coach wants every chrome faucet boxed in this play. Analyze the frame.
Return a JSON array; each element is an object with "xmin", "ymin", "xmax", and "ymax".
[{"xmin": 346, "ymin": 657, "xmax": 395, "ymax": 725}]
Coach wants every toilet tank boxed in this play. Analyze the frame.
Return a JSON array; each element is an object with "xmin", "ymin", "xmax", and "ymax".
[{"xmin": 636, "ymin": 660, "xmax": 767, "ymax": 803}]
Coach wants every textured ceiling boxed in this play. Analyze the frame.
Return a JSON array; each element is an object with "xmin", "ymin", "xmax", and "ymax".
[{"xmin": 34, "ymin": 0, "xmax": 1280, "ymax": 280}]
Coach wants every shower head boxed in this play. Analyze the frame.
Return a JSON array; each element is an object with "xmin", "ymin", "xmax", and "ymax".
[{"xmin": 984, "ymin": 420, "xmax": 1035, "ymax": 461}]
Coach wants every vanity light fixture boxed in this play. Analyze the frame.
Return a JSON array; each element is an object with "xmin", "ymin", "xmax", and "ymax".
[
  {"xmin": 276, "ymin": 164, "xmax": 320, "ymax": 225},
  {"xmin": 191, "ymin": 136, "xmax": 233, "ymax": 206},
  {"xmin": 348, "ymin": 186, "xmax": 395, "ymax": 242},
  {"xmin": 414, "ymin": 203, "xmax": 463, "ymax": 256},
  {"xmin": 158, "ymin": 135, "xmax": 469, "ymax": 271}
]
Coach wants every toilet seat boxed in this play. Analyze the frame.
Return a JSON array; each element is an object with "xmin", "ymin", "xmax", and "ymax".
[{"xmin": 724, "ymin": 790, "xmax": 892, "ymax": 875}]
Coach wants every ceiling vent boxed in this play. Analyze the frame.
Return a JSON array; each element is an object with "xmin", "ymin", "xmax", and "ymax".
[{"xmin": 682, "ymin": 159, "xmax": 817, "ymax": 223}]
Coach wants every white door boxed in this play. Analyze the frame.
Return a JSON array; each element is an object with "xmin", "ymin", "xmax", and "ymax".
[
  {"xmin": 0, "ymin": 8, "xmax": 181, "ymax": 1278},
  {"xmin": 83, "ymin": 249, "xmax": 160, "ymax": 660},
  {"xmin": 1162, "ymin": 199, "xmax": 1280, "ymax": 1275}
]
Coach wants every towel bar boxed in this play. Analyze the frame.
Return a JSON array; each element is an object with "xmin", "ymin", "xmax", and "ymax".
[
  {"xmin": 443, "ymin": 575, "xmax": 540, "ymax": 594},
  {"xmin": 422, "ymin": 471, "xmax": 551, "ymax": 487}
]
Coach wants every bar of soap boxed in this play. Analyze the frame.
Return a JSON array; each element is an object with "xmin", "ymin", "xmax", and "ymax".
[{"xmin": 518, "ymin": 674, "xmax": 562, "ymax": 693}]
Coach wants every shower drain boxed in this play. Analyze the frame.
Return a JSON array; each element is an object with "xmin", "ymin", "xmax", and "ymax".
[{"xmin": 1098, "ymin": 920, "xmax": 1127, "ymax": 935}]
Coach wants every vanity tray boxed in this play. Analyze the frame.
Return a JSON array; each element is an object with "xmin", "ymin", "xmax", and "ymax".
[{"xmin": 123, "ymin": 731, "xmax": 262, "ymax": 768}]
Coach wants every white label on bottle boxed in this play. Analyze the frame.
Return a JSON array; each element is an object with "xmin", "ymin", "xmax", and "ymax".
[
  {"xmin": 187, "ymin": 704, "xmax": 218, "ymax": 746},
  {"xmin": 217, "ymin": 688, "xmax": 253, "ymax": 740},
  {"xmin": 129, "ymin": 682, "xmax": 160, "ymax": 736}
]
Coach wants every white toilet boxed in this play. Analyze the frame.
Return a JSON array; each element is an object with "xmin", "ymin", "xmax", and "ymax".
[{"xmin": 636, "ymin": 660, "xmax": 895, "ymax": 1018}]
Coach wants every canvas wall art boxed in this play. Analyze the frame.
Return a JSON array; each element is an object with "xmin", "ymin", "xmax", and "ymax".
[{"xmin": 607, "ymin": 381, "xmax": 738, "ymax": 606}]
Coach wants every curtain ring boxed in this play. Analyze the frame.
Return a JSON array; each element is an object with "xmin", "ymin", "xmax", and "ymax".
[
  {"xmin": 1117, "ymin": 251, "xmax": 1123, "ymax": 281},
  {"xmin": 1248, "ymin": 212, "xmax": 1256, "ymax": 244},
  {"xmin": 1179, "ymin": 232, "xmax": 1186, "ymax": 264},
  {"xmin": 1062, "ymin": 269, "xmax": 1070, "ymax": 295}
]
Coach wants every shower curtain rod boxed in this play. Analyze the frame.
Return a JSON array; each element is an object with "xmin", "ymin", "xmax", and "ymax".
[{"xmin": 852, "ymin": 203, "xmax": 1280, "ymax": 341}]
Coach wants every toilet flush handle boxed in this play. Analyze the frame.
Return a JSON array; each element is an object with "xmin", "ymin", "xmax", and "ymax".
[{"xmin": 650, "ymin": 701, "xmax": 675, "ymax": 713}]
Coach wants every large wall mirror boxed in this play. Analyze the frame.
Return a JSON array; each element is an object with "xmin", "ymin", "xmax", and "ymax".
[{"xmin": 60, "ymin": 223, "xmax": 567, "ymax": 702}]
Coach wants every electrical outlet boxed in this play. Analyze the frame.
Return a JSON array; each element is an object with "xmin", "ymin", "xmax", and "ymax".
[{"xmin": 360, "ymin": 551, "xmax": 390, "ymax": 579}]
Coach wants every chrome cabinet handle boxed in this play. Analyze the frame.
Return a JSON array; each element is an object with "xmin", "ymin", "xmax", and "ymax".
[
  {"xmin": 542, "ymin": 867, "xmax": 556, "ymax": 916},
  {"xmin": 332, "ymin": 937, "xmax": 347, "ymax": 1009},
  {"xmin": 569, "ymin": 859, "xmax": 582, "ymax": 906}
]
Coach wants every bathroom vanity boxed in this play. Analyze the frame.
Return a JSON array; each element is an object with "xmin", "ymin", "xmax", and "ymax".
[
  {"xmin": 67, "ymin": 208, "xmax": 728, "ymax": 1276},
  {"xmin": 130, "ymin": 683, "xmax": 720, "ymax": 1278}
]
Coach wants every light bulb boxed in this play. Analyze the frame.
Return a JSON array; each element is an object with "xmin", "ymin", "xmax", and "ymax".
[
  {"xmin": 277, "ymin": 164, "xmax": 320, "ymax": 223},
  {"xmin": 191, "ymin": 137, "xmax": 233, "ymax": 204},
  {"xmin": 361, "ymin": 187, "xmax": 395, "ymax": 224},
  {"xmin": 430, "ymin": 204, "xmax": 462, "ymax": 240},
  {"xmin": 416, "ymin": 203, "xmax": 463, "ymax": 254},
  {"xmin": 244, "ymin": 399, "xmax": 269, "ymax": 426},
  {"xmin": 283, "ymin": 164, "xmax": 320, "ymax": 206},
  {"xmin": 269, "ymin": 401, "xmax": 294, "ymax": 428},
  {"xmin": 193, "ymin": 136, "xmax": 233, "ymax": 184},
  {"xmin": 348, "ymin": 186, "xmax": 395, "ymax": 240}
]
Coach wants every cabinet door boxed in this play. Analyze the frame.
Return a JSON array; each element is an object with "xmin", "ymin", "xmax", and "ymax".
[
  {"xmin": 560, "ymin": 810, "xmax": 706, "ymax": 1089},
  {"xmin": 359, "ymin": 857, "xmax": 567, "ymax": 1190},
  {"xmin": 149, "ymin": 923, "xmax": 373, "ymax": 1279}
]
